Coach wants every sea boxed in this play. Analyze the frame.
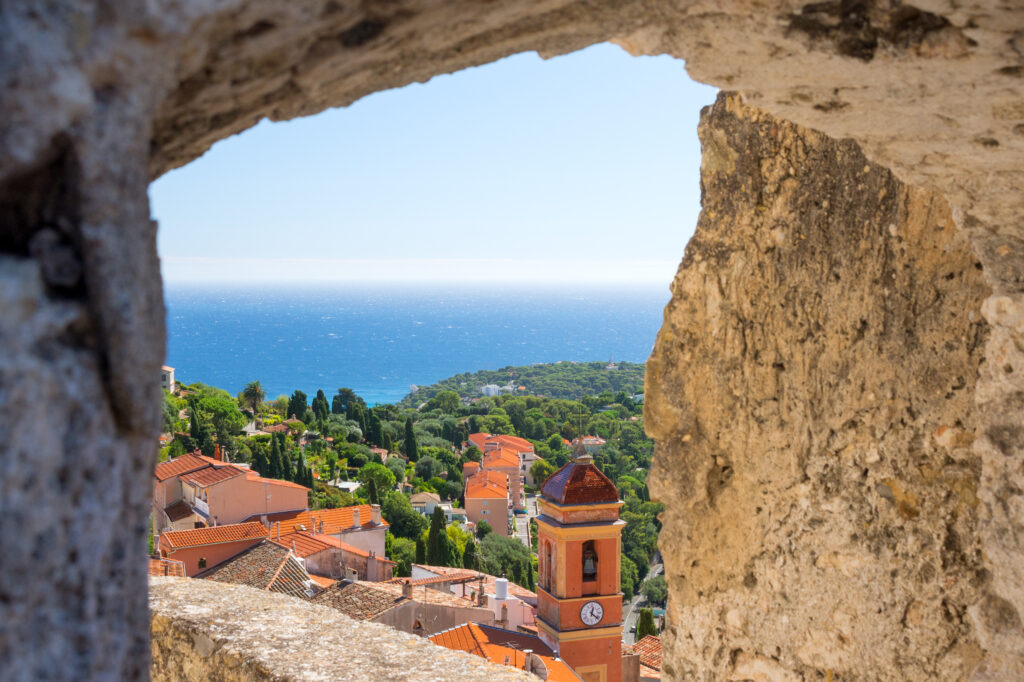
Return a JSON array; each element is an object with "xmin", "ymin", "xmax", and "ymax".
[{"xmin": 165, "ymin": 284, "xmax": 670, "ymax": 405}]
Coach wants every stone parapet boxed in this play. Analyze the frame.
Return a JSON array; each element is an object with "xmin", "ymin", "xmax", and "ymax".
[{"xmin": 150, "ymin": 577, "xmax": 534, "ymax": 681}]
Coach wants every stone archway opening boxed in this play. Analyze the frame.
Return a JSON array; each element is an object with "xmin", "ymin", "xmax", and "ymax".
[{"xmin": 4, "ymin": 2, "xmax": 1024, "ymax": 680}]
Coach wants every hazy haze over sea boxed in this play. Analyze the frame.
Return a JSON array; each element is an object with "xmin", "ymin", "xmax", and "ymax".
[{"xmin": 165, "ymin": 284, "xmax": 668, "ymax": 405}]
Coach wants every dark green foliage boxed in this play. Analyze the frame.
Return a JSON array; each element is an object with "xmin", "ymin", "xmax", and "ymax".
[
  {"xmin": 388, "ymin": 534, "xmax": 416, "ymax": 577},
  {"xmin": 381, "ymin": 491, "xmax": 428, "ymax": 540},
  {"xmin": 511, "ymin": 561, "xmax": 523, "ymax": 586},
  {"xmin": 526, "ymin": 561, "xmax": 535, "ymax": 591},
  {"xmin": 621, "ymin": 554, "xmax": 639, "ymax": 600},
  {"xmin": 242, "ymin": 380, "xmax": 265, "ymax": 414},
  {"xmin": 367, "ymin": 478, "xmax": 379, "ymax": 505},
  {"xmin": 312, "ymin": 389, "xmax": 330, "ymax": 421},
  {"xmin": 167, "ymin": 438, "xmax": 186, "ymax": 458},
  {"xmin": 478, "ymin": 533, "xmax": 531, "ymax": 579},
  {"xmin": 640, "ymin": 575, "xmax": 667, "ymax": 605},
  {"xmin": 252, "ymin": 442, "xmax": 268, "ymax": 476},
  {"xmin": 404, "ymin": 418, "xmax": 418, "ymax": 462},
  {"xmin": 268, "ymin": 434, "xmax": 282, "ymax": 479},
  {"xmin": 414, "ymin": 456, "xmax": 442, "ymax": 481},
  {"xmin": 281, "ymin": 447, "xmax": 293, "ymax": 482},
  {"xmin": 415, "ymin": 536, "xmax": 426, "ymax": 564},
  {"xmin": 475, "ymin": 520, "xmax": 492, "ymax": 540},
  {"xmin": 462, "ymin": 537, "xmax": 479, "ymax": 570},
  {"xmin": 287, "ymin": 390, "xmax": 307, "ymax": 420},
  {"xmin": 636, "ymin": 607, "xmax": 658, "ymax": 640},
  {"xmin": 427, "ymin": 506, "xmax": 454, "ymax": 567}
]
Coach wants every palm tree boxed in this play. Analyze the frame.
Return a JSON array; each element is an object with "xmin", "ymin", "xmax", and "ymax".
[{"xmin": 242, "ymin": 380, "xmax": 265, "ymax": 417}]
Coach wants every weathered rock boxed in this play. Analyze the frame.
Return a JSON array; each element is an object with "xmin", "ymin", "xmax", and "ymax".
[
  {"xmin": 149, "ymin": 577, "xmax": 535, "ymax": 681},
  {"xmin": 646, "ymin": 93, "xmax": 992, "ymax": 679},
  {"xmin": 2, "ymin": 0, "xmax": 1024, "ymax": 679}
]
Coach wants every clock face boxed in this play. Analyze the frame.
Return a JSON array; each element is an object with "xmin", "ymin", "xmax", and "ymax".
[{"xmin": 580, "ymin": 600, "xmax": 604, "ymax": 626}]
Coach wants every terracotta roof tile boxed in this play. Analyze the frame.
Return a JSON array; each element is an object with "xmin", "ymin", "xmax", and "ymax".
[
  {"xmin": 180, "ymin": 464, "xmax": 245, "ymax": 487},
  {"xmin": 159, "ymin": 522, "xmax": 268, "ymax": 550},
  {"xmin": 486, "ymin": 435, "xmax": 534, "ymax": 453},
  {"xmin": 243, "ymin": 470, "xmax": 309, "ymax": 490},
  {"xmin": 429, "ymin": 623, "xmax": 578, "ymax": 681},
  {"xmin": 148, "ymin": 557, "xmax": 185, "ymax": 577},
  {"xmin": 465, "ymin": 472, "xmax": 508, "ymax": 499},
  {"xmin": 274, "ymin": 531, "xmax": 371, "ymax": 559},
  {"xmin": 367, "ymin": 580, "xmax": 482, "ymax": 610},
  {"xmin": 412, "ymin": 565, "xmax": 536, "ymax": 602},
  {"xmin": 483, "ymin": 448, "xmax": 520, "ymax": 469},
  {"xmin": 163, "ymin": 500, "xmax": 194, "ymax": 522},
  {"xmin": 467, "ymin": 433, "xmax": 491, "ymax": 450},
  {"xmin": 154, "ymin": 454, "xmax": 208, "ymax": 482},
  {"xmin": 631, "ymin": 635, "xmax": 662, "ymax": 670},
  {"xmin": 312, "ymin": 581, "xmax": 406, "ymax": 620},
  {"xmin": 255, "ymin": 505, "xmax": 385, "ymax": 534},
  {"xmin": 200, "ymin": 540, "xmax": 314, "ymax": 599},
  {"xmin": 308, "ymin": 573, "xmax": 337, "ymax": 588},
  {"xmin": 541, "ymin": 459, "xmax": 619, "ymax": 505}
]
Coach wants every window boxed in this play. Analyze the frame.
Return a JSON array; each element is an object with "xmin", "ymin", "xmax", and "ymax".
[
  {"xmin": 482, "ymin": 510, "xmax": 489, "ymax": 515},
  {"xmin": 582, "ymin": 540, "xmax": 598, "ymax": 580},
  {"xmin": 198, "ymin": 557, "xmax": 207, "ymax": 569}
]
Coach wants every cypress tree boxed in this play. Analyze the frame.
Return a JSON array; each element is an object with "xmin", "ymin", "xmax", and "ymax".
[
  {"xmin": 268, "ymin": 435, "xmax": 282, "ymax": 479},
  {"xmin": 404, "ymin": 418, "xmax": 418, "ymax": 462},
  {"xmin": 512, "ymin": 561, "xmax": 524, "ymax": 587},
  {"xmin": 367, "ymin": 479, "xmax": 379, "ymax": 505},
  {"xmin": 426, "ymin": 506, "xmax": 449, "ymax": 566},
  {"xmin": 462, "ymin": 538, "xmax": 479, "ymax": 570},
  {"xmin": 282, "ymin": 448, "xmax": 294, "ymax": 482},
  {"xmin": 526, "ymin": 561, "xmax": 535, "ymax": 591},
  {"xmin": 415, "ymin": 536, "xmax": 426, "ymax": 564},
  {"xmin": 636, "ymin": 608, "xmax": 658, "ymax": 640},
  {"xmin": 252, "ymin": 443, "xmax": 268, "ymax": 476}
]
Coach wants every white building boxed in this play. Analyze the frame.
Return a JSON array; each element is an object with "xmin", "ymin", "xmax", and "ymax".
[{"xmin": 160, "ymin": 365, "xmax": 176, "ymax": 393}]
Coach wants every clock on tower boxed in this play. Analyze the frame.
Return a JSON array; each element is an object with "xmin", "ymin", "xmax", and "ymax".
[{"xmin": 535, "ymin": 442, "xmax": 625, "ymax": 682}]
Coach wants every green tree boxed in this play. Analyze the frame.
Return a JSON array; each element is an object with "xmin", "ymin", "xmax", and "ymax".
[
  {"xmin": 478, "ymin": 533, "xmax": 531, "ymax": 579},
  {"xmin": 640, "ymin": 575, "xmax": 667, "ymax": 606},
  {"xmin": 475, "ymin": 520, "xmax": 492, "ymax": 540},
  {"xmin": 462, "ymin": 537, "xmax": 479, "ymax": 570},
  {"xmin": 367, "ymin": 478, "xmax": 379, "ymax": 505},
  {"xmin": 268, "ymin": 434, "xmax": 282, "ymax": 479},
  {"xmin": 433, "ymin": 390, "xmax": 460, "ymax": 414},
  {"xmin": 463, "ymin": 445, "xmax": 482, "ymax": 463},
  {"xmin": 287, "ymin": 390, "xmax": 307, "ymax": 420},
  {"xmin": 404, "ymin": 418, "xmax": 419, "ymax": 462},
  {"xmin": 252, "ymin": 442, "xmax": 268, "ymax": 476},
  {"xmin": 621, "ymin": 554, "xmax": 639, "ymax": 601},
  {"xmin": 384, "ymin": 456, "xmax": 406, "ymax": 482},
  {"xmin": 636, "ymin": 607, "xmax": 658, "ymax": 640},
  {"xmin": 312, "ymin": 389, "xmax": 330, "ymax": 421},
  {"xmin": 381, "ymin": 490, "xmax": 428, "ymax": 540},
  {"xmin": 427, "ymin": 506, "xmax": 454, "ymax": 567},
  {"xmin": 530, "ymin": 459, "xmax": 556, "ymax": 487},
  {"xmin": 242, "ymin": 380, "xmax": 265, "ymax": 415},
  {"xmin": 167, "ymin": 438, "xmax": 186, "ymax": 459},
  {"xmin": 357, "ymin": 462, "xmax": 396, "ymax": 494},
  {"xmin": 388, "ymin": 535, "xmax": 416, "ymax": 577},
  {"xmin": 415, "ymin": 536, "xmax": 426, "ymax": 564},
  {"xmin": 281, "ymin": 448, "xmax": 294, "ymax": 482},
  {"xmin": 415, "ymin": 456, "xmax": 443, "ymax": 481}
]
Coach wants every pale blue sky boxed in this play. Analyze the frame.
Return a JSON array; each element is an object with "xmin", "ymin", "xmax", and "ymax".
[{"xmin": 150, "ymin": 43, "xmax": 717, "ymax": 285}]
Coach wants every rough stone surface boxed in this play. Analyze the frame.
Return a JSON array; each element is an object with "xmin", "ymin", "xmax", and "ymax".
[
  {"xmin": 3, "ymin": 0, "xmax": 1024, "ymax": 679},
  {"xmin": 647, "ymin": 93, "xmax": 992, "ymax": 679},
  {"xmin": 149, "ymin": 577, "xmax": 535, "ymax": 681}
]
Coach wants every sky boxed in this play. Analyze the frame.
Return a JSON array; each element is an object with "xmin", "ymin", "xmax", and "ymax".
[{"xmin": 150, "ymin": 43, "xmax": 717, "ymax": 286}]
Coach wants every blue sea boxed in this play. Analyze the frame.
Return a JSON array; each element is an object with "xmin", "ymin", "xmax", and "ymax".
[{"xmin": 165, "ymin": 284, "xmax": 669, "ymax": 405}]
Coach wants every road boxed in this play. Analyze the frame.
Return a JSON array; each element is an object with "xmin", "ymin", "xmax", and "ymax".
[
  {"xmin": 514, "ymin": 493, "xmax": 539, "ymax": 548},
  {"xmin": 622, "ymin": 559, "xmax": 663, "ymax": 645}
]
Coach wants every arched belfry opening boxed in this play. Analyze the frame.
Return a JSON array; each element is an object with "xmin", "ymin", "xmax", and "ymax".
[{"xmin": 3, "ymin": 1, "xmax": 1024, "ymax": 679}]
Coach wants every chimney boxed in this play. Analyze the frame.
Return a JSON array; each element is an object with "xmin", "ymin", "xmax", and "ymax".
[
  {"xmin": 275, "ymin": 521, "xmax": 280, "ymax": 541},
  {"xmin": 352, "ymin": 508, "xmax": 360, "ymax": 528},
  {"xmin": 213, "ymin": 444, "xmax": 222, "ymax": 462},
  {"xmin": 403, "ymin": 581, "xmax": 414, "ymax": 599},
  {"xmin": 495, "ymin": 577, "xmax": 509, "ymax": 600},
  {"xmin": 371, "ymin": 504, "xmax": 381, "ymax": 524}
]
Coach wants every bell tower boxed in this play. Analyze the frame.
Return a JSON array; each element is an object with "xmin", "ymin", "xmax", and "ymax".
[{"xmin": 536, "ymin": 444, "xmax": 624, "ymax": 682}]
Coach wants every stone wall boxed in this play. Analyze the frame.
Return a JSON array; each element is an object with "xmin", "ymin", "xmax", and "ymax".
[
  {"xmin": 150, "ymin": 577, "xmax": 532, "ymax": 681},
  {"xmin": 2, "ymin": 0, "xmax": 1024, "ymax": 679},
  {"xmin": 646, "ymin": 93, "xmax": 992, "ymax": 679}
]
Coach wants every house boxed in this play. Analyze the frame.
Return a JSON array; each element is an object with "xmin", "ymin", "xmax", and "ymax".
[
  {"xmin": 410, "ymin": 491, "xmax": 441, "ymax": 515},
  {"xmin": 148, "ymin": 557, "xmax": 185, "ymax": 577},
  {"xmin": 313, "ymin": 580, "xmax": 494, "ymax": 636},
  {"xmin": 466, "ymin": 433, "xmax": 534, "ymax": 509},
  {"xmin": 252, "ymin": 504, "xmax": 388, "ymax": 558},
  {"xmin": 410, "ymin": 564, "xmax": 537, "ymax": 631},
  {"xmin": 157, "ymin": 522, "xmax": 269, "ymax": 576},
  {"xmin": 571, "ymin": 435, "xmax": 606, "ymax": 454},
  {"xmin": 482, "ymin": 447, "xmax": 524, "ymax": 511},
  {"xmin": 152, "ymin": 453, "xmax": 308, "ymax": 535},
  {"xmin": 429, "ymin": 623, "xmax": 579, "ymax": 681},
  {"xmin": 198, "ymin": 539, "xmax": 317, "ymax": 599},
  {"xmin": 274, "ymin": 530, "xmax": 394, "ymax": 582},
  {"xmin": 628, "ymin": 635, "xmax": 662, "ymax": 680},
  {"xmin": 160, "ymin": 365, "xmax": 175, "ymax": 393},
  {"xmin": 464, "ymin": 471, "xmax": 510, "ymax": 536},
  {"xmin": 369, "ymin": 446, "xmax": 390, "ymax": 462}
]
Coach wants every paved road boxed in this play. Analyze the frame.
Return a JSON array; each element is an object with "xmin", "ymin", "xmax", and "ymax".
[
  {"xmin": 514, "ymin": 512, "xmax": 530, "ymax": 547},
  {"xmin": 622, "ymin": 560, "xmax": 663, "ymax": 645}
]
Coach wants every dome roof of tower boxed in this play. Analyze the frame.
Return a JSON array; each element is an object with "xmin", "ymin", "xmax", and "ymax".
[{"xmin": 541, "ymin": 459, "xmax": 620, "ymax": 505}]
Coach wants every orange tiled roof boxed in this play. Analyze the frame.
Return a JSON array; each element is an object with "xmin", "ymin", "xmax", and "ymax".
[
  {"xmin": 199, "ymin": 540, "xmax": 314, "ymax": 599},
  {"xmin": 463, "ymin": 462, "xmax": 480, "ymax": 477},
  {"xmin": 412, "ymin": 565, "xmax": 537, "ymax": 602},
  {"xmin": 154, "ymin": 454, "xmax": 208, "ymax": 482},
  {"xmin": 148, "ymin": 557, "xmax": 185, "ymax": 577},
  {"xmin": 160, "ymin": 522, "xmax": 268, "ymax": 550},
  {"xmin": 274, "ymin": 531, "xmax": 372, "ymax": 559},
  {"xmin": 467, "ymin": 433, "xmax": 491, "ymax": 450},
  {"xmin": 256, "ymin": 504, "xmax": 386, "ymax": 534},
  {"xmin": 180, "ymin": 464, "xmax": 245, "ymax": 487},
  {"xmin": 163, "ymin": 500, "xmax": 195, "ymax": 522},
  {"xmin": 465, "ymin": 475, "xmax": 508, "ymax": 500},
  {"xmin": 429, "ymin": 623, "xmax": 578, "ymax": 681},
  {"xmin": 486, "ymin": 435, "xmax": 534, "ymax": 453},
  {"xmin": 631, "ymin": 635, "xmax": 662, "ymax": 670},
  {"xmin": 482, "ymin": 447, "xmax": 520, "ymax": 469},
  {"xmin": 243, "ymin": 470, "xmax": 309, "ymax": 490},
  {"xmin": 312, "ymin": 581, "xmax": 406, "ymax": 620}
]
